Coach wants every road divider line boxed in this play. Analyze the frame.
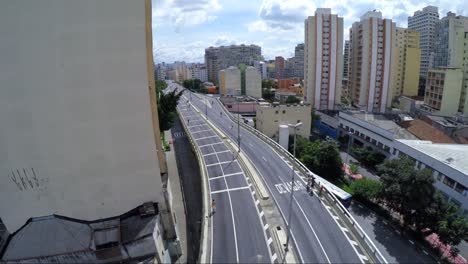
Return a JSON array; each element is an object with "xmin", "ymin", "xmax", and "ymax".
[
  {"xmin": 208, "ymin": 172, "xmax": 243, "ymax": 181},
  {"xmin": 210, "ymin": 186, "xmax": 250, "ymax": 194}
]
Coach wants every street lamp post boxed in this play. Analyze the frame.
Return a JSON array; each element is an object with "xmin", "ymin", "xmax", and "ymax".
[
  {"xmin": 284, "ymin": 122, "xmax": 302, "ymax": 263},
  {"xmin": 237, "ymin": 98, "xmax": 241, "ymax": 152}
]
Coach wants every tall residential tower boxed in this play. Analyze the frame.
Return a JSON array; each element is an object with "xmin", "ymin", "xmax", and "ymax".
[
  {"xmin": 408, "ymin": 6, "xmax": 439, "ymax": 79},
  {"xmin": 304, "ymin": 8, "xmax": 344, "ymax": 110},
  {"xmin": 348, "ymin": 11, "xmax": 396, "ymax": 113}
]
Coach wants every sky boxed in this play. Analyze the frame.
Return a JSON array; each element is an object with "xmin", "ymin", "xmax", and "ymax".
[{"xmin": 152, "ymin": 0, "xmax": 468, "ymax": 64}]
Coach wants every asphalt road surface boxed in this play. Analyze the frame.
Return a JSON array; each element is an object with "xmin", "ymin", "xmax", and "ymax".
[
  {"xmin": 175, "ymin": 89, "xmax": 273, "ymax": 263},
  {"xmin": 177, "ymin": 86, "xmax": 365, "ymax": 264}
]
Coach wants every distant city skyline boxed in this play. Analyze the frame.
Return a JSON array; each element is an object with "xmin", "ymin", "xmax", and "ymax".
[{"xmin": 152, "ymin": 0, "xmax": 468, "ymax": 63}]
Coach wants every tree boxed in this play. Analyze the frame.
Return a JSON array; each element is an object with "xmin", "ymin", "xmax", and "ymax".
[
  {"xmin": 262, "ymin": 79, "xmax": 276, "ymax": 89},
  {"xmin": 351, "ymin": 146, "xmax": 385, "ymax": 168},
  {"xmin": 349, "ymin": 163, "xmax": 359, "ymax": 174},
  {"xmin": 182, "ymin": 79, "xmax": 203, "ymax": 91},
  {"xmin": 285, "ymin": 96, "xmax": 300, "ymax": 104},
  {"xmin": 158, "ymin": 88, "xmax": 184, "ymax": 131},
  {"xmin": 262, "ymin": 88, "xmax": 275, "ymax": 101},
  {"xmin": 314, "ymin": 140, "xmax": 343, "ymax": 179},
  {"xmin": 377, "ymin": 157, "xmax": 435, "ymax": 226},
  {"xmin": 350, "ymin": 178, "xmax": 383, "ymax": 202}
]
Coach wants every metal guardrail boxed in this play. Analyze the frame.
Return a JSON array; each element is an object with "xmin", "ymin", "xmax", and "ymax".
[
  {"xmin": 215, "ymin": 97, "xmax": 388, "ymax": 264},
  {"xmin": 176, "ymin": 105, "xmax": 211, "ymax": 264}
]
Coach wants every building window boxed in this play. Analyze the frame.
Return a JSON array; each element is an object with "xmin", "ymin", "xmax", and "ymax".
[
  {"xmin": 443, "ymin": 176, "xmax": 456, "ymax": 188},
  {"xmin": 455, "ymin": 183, "xmax": 467, "ymax": 195}
]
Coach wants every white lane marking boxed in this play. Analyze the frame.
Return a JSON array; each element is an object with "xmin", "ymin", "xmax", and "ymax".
[
  {"xmin": 209, "ymin": 172, "xmax": 243, "ymax": 181},
  {"xmin": 396, "ymin": 230, "xmax": 401, "ymax": 235},
  {"xmin": 263, "ymin": 224, "xmax": 269, "ymax": 230},
  {"xmin": 192, "ymin": 129, "xmax": 213, "ymax": 134},
  {"xmin": 255, "ymin": 200, "xmax": 260, "ymax": 205},
  {"xmin": 408, "ymin": 240, "xmax": 414, "ymax": 245},
  {"xmin": 210, "ymin": 186, "xmax": 250, "ymax": 194},
  {"xmin": 332, "ymin": 215, "xmax": 340, "ymax": 220},
  {"xmin": 211, "ymin": 145, "xmax": 239, "ymax": 263},
  {"xmin": 423, "ymin": 250, "xmax": 429, "ymax": 255},
  {"xmin": 268, "ymin": 237, "xmax": 273, "ymax": 245},
  {"xmin": 259, "ymin": 211, "xmax": 264, "ymax": 217},
  {"xmin": 206, "ymin": 160, "xmax": 237, "ymax": 167},
  {"xmin": 341, "ymin": 227, "xmax": 349, "ymax": 233},
  {"xmin": 195, "ymin": 135, "xmax": 218, "ymax": 141},
  {"xmin": 382, "ymin": 220, "xmax": 388, "ymax": 225},
  {"xmin": 272, "ymin": 253, "xmax": 277, "ymax": 262},
  {"xmin": 358, "ymin": 254, "xmax": 368, "ymax": 261},
  {"xmin": 320, "ymin": 199, "xmax": 364, "ymax": 264},
  {"xmin": 203, "ymin": 150, "xmax": 231, "ymax": 157},
  {"xmin": 187, "ymin": 124, "xmax": 208, "ymax": 129},
  {"xmin": 350, "ymin": 240, "xmax": 358, "ymax": 246},
  {"xmin": 262, "ymin": 156, "xmax": 267, "ymax": 162},
  {"xmin": 199, "ymin": 142, "xmax": 224, "ymax": 147},
  {"xmin": 249, "ymin": 143, "xmax": 254, "ymax": 147},
  {"xmin": 292, "ymin": 196, "xmax": 332, "ymax": 264}
]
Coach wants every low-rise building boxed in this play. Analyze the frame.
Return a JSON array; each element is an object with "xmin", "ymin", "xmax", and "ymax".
[
  {"xmin": 220, "ymin": 96, "xmax": 258, "ymax": 114},
  {"xmin": 256, "ymin": 103, "xmax": 311, "ymax": 139},
  {"xmin": 421, "ymin": 68, "xmax": 463, "ymax": 116},
  {"xmin": 392, "ymin": 140, "xmax": 468, "ymax": 214},
  {"xmin": 338, "ymin": 111, "xmax": 417, "ymax": 156},
  {"xmin": 278, "ymin": 78, "xmax": 300, "ymax": 89}
]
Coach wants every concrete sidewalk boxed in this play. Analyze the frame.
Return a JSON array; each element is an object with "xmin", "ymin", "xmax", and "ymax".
[{"xmin": 165, "ymin": 130, "xmax": 187, "ymax": 263}]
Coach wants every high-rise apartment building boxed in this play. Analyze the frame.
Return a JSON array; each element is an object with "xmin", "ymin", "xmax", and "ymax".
[
  {"xmin": 189, "ymin": 63, "xmax": 208, "ymax": 82},
  {"xmin": 348, "ymin": 11, "xmax": 396, "ymax": 113},
  {"xmin": 392, "ymin": 28, "xmax": 421, "ymax": 98},
  {"xmin": 431, "ymin": 12, "xmax": 468, "ymax": 115},
  {"xmin": 342, "ymin": 40, "xmax": 350, "ymax": 99},
  {"xmin": 245, "ymin": 66, "xmax": 262, "ymax": 98},
  {"xmin": 275, "ymin": 56, "xmax": 285, "ymax": 79},
  {"xmin": 205, "ymin": 44, "xmax": 262, "ymax": 84},
  {"xmin": 343, "ymin": 40, "xmax": 350, "ymax": 80},
  {"xmin": 155, "ymin": 62, "xmax": 167, "ymax": 80},
  {"xmin": 0, "ymin": 0, "xmax": 174, "ymax": 262},
  {"xmin": 254, "ymin": 61, "xmax": 268, "ymax": 79},
  {"xmin": 304, "ymin": 8, "xmax": 344, "ymax": 110},
  {"xmin": 433, "ymin": 12, "xmax": 468, "ymax": 69},
  {"xmin": 408, "ymin": 6, "xmax": 439, "ymax": 79},
  {"xmin": 284, "ymin": 44, "xmax": 305, "ymax": 79},
  {"xmin": 219, "ymin": 66, "xmax": 241, "ymax": 96}
]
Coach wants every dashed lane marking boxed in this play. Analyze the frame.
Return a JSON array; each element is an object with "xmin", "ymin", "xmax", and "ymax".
[
  {"xmin": 210, "ymin": 186, "xmax": 250, "ymax": 194},
  {"xmin": 423, "ymin": 250, "xmax": 429, "ymax": 255},
  {"xmin": 195, "ymin": 135, "xmax": 218, "ymax": 141},
  {"xmin": 341, "ymin": 227, "xmax": 349, "ymax": 233},
  {"xmin": 192, "ymin": 129, "xmax": 212, "ymax": 134},
  {"xmin": 206, "ymin": 160, "xmax": 236, "ymax": 167},
  {"xmin": 268, "ymin": 237, "xmax": 273, "ymax": 245},
  {"xmin": 408, "ymin": 240, "xmax": 414, "ymax": 245},
  {"xmin": 259, "ymin": 211, "xmax": 264, "ymax": 217},
  {"xmin": 203, "ymin": 150, "xmax": 231, "ymax": 157},
  {"xmin": 255, "ymin": 200, "xmax": 260, "ymax": 205},
  {"xmin": 358, "ymin": 254, "xmax": 368, "ymax": 261},
  {"xmin": 263, "ymin": 224, "xmax": 269, "ymax": 230},
  {"xmin": 199, "ymin": 142, "xmax": 225, "ymax": 147},
  {"xmin": 208, "ymin": 172, "xmax": 243, "ymax": 181},
  {"xmin": 272, "ymin": 253, "xmax": 277, "ymax": 262}
]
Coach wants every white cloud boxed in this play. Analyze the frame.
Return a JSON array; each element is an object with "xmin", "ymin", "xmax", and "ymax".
[{"xmin": 153, "ymin": 0, "xmax": 221, "ymax": 31}]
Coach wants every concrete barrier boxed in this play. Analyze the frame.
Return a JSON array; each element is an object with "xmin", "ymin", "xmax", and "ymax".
[{"xmin": 176, "ymin": 107, "xmax": 211, "ymax": 264}]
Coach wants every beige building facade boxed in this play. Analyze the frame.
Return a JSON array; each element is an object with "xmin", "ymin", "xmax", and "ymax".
[
  {"xmin": 392, "ymin": 28, "xmax": 421, "ymax": 100},
  {"xmin": 245, "ymin": 66, "xmax": 262, "ymax": 98},
  {"xmin": 304, "ymin": 8, "xmax": 344, "ymax": 110},
  {"xmin": 348, "ymin": 11, "xmax": 396, "ymax": 113},
  {"xmin": 256, "ymin": 104, "xmax": 312, "ymax": 139},
  {"xmin": 422, "ymin": 68, "xmax": 463, "ymax": 116},
  {"xmin": 0, "ymin": 0, "xmax": 166, "ymax": 233}
]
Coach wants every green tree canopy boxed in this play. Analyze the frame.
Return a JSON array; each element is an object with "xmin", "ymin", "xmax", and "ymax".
[
  {"xmin": 377, "ymin": 157, "xmax": 435, "ymax": 226},
  {"xmin": 157, "ymin": 84, "xmax": 184, "ymax": 131},
  {"xmin": 350, "ymin": 178, "xmax": 383, "ymax": 202},
  {"xmin": 182, "ymin": 79, "xmax": 203, "ymax": 91},
  {"xmin": 285, "ymin": 96, "xmax": 300, "ymax": 104}
]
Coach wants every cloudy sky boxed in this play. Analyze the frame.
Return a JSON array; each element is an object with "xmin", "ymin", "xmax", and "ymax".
[{"xmin": 152, "ymin": 0, "xmax": 467, "ymax": 63}]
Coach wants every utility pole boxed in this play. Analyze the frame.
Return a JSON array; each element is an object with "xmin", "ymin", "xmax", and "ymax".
[
  {"xmin": 237, "ymin": 99, "xmax": 241, "ymax": 152},
  {"xmin": 284, "ymin": 122, "xmax": 302, "ymax": 263}
]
